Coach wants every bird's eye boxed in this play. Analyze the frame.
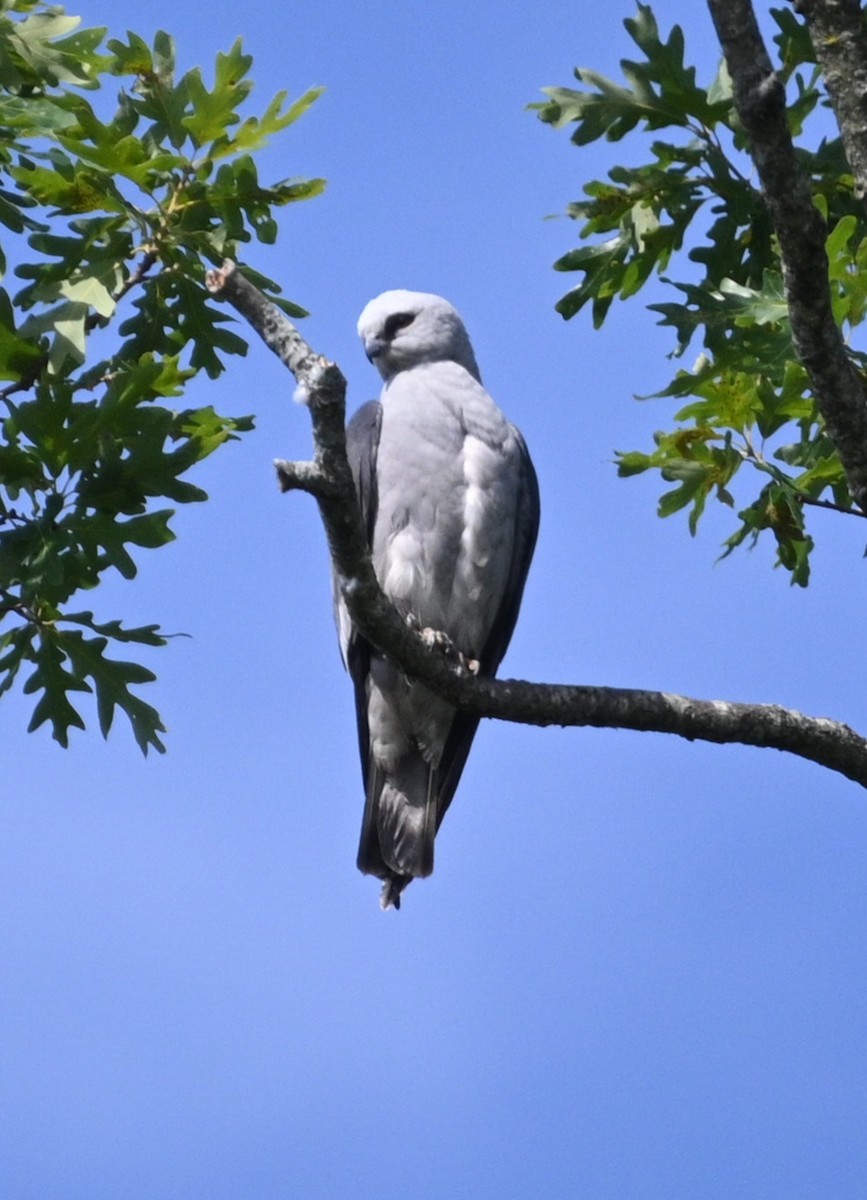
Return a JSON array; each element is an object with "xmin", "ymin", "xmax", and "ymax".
[{"xmin": 383, "ymin": 312, "xmax": 415, "ymax": 340}]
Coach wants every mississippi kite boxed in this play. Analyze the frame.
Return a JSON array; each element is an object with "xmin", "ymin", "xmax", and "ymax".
[{"xmin": 335, "ymin": 290, "xmax": 539, "ymax": 909}]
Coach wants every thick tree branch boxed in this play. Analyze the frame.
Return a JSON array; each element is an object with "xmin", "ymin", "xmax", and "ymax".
[
  {"xmin": 205, "ymin": 260, "xmax": 867, "ymax": 788},
  {"xmin": 794, "ymin": 0, "xmax": 867, "ymax": 207},
  {"xmin": 707, "ymin": 0, "xmax": 867, "ymax": 512}
]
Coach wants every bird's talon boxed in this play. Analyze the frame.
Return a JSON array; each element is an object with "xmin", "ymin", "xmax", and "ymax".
[{"xmin": 410, "ymin": 624, "xmax": 481, "ymax": 675}]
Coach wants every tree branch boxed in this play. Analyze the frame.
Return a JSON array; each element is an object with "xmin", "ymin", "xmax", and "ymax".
[
  {"xmin": 205, "ymin": 260, "xmax": 867, "ymax": 789},
  {"xmin": 794, "ymin": 0, "xmax": 867, "ymax": 208},
  {"xmin": 706, "ymin": 0, "xmax": 867, "ymax": 512}
]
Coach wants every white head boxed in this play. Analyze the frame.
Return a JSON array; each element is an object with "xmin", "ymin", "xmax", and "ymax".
[{"xmin": 357, "ymin": 290, "xmax": 481, "ymax": 383}]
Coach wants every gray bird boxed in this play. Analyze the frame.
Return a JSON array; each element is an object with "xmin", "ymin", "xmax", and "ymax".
[{"xmin": 335, "ymin": 290, "xmax": 539, "ymax": 909}]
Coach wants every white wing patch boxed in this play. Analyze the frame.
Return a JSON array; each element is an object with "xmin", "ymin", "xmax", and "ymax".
[
  {"xmin": 383, "ymin": 528, "xmax": 421, "ymax": 602},
  {"xmin": 457, "ymin": 433, "xmax": 516, "ymax": 636},
  {"xmin": 461, "ymin": 433, "xmax": 500, "ymax": 573}
]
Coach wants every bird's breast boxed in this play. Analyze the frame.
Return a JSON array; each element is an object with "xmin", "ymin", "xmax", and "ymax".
[{"xmin": 372, "ymin": 366, "xmax": 519, "ymax": 654}]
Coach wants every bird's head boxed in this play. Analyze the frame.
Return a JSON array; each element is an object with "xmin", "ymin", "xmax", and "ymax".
[{"xmin": 357, "ymin": 290, "xmax": 481, "ymax": 383}]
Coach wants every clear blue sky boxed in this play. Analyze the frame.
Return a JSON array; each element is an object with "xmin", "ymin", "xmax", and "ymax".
[{"xmin": 2, "ymin": 2, "xmax": 866, "ymax": 1197}]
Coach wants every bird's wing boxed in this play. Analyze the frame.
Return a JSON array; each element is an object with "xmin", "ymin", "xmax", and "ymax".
[
  {"xmin": 435, "ymin": 427, "xmax": 540, "ymax": 826},
  {"xmin": 478, "ymin": 426, "xmax": 540, "ymax": 676},
  {"xmin": 335, "ymin": 400, "xmax": 382, "ymax": 786}
]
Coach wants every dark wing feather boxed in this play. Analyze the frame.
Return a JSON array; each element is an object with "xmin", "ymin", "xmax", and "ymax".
[
  {"xmin": 477, "ymin": 427, "xmax": 540, "ymax": 676},
  {"xmin": 345, "ymin": 401, "xmax": 382, "ymax": 548},
  {"xmin": 340, "ymin": 401, "xmax": 382, "ymax": 786},
  {"xmin": 340, "ymin": 402, "xmax": 394, "ymax": 882},
  {"xmin": 434, "ymin": 428, "xmax": 540, "ymax": 826}
]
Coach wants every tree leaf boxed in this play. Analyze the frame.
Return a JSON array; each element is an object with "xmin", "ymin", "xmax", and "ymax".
[
  {"xmin": 22, "ymin": 627, "xmax": 90, "ymax": 748},
  {"xmin": 0, "ymin": 5, "xmax": 322, "ymax": 746},
  {"xmin": 60, "ymin": 628, "xmax": 166, "ymax": 752}
]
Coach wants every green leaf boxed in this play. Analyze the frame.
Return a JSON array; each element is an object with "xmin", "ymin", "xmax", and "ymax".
[
  {"xmin": 74, "ymin": 510, "xmax": 176, "ymax": 581},
  {"xmin": 0, "ymin": 298, "xmax": 45, "ymax": 379},
  {"xmin": 8, "ymin": 10, "xmax": 104, "ymax": 88},
  {"xmin": 771, "ymin": 5, "xmax": 816, "ymax": 80},
  {"xmin": 555, "ymin": 236, "xmax": 629, "ymax": 324},
  {"xmin": 16, "ymin": 299, "xmax": 87, "ymax": 372},
  {"xmin": 0, "ymin": 8, "xmax": 322, "ymax": 742},
  {"xmin": 181, "ymin": 40, "xmax": 253, "ymax": 148},
  {"xmin": 537, "ymin": 3, "xmax": 728, "ymax": 145},
  {"xmin": 152, "ymin": 30, "xmax": 176, "ymax": 82},
  {"xmin": 227, "ymin": 85, "xmax": 325, "ymax": 156},
  {"xmin": 718, "ymin": 273, "xmax": 788, "ymax": 327},
  {"xmin": 539, "ymin": 2, "xmax": 863, "ymax": 584},
  {"xmin": 0, "ymin": 622, "xmax": 33, "ymax": 700},
  {"xmin": 60, "ymin": 627, "xmax": 166, "ymax": 752},
  {"xmin": 106, "ymin": 30, "xmax": 153, "ymax": 77},
  {"xmin": 0, "ymin": 441, "xmax": 46, "ymax": 489},
  {"xmin": 58, "ymin": 273, "xmax": 115, "ymax": 317},
  {"xmin": 172, "ymin": 275, "xmax": 248, "ymax": 376},
  {"xmin": 23, "ymin": 627, "xmax": 90, "ymax": 748},
  {"xmin": 62, "ymin": 610, "xmax": 168, "ymax": 646}
]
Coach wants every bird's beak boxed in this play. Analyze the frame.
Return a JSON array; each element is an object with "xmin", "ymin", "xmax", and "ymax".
[{"xmin": 364, "ymin": 335, "xmax": 386, "ymax": 363}]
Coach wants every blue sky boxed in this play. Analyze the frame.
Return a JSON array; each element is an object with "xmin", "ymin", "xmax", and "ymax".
[{"xmin": 2, "ymin": 1, "xmax": 866, "ymax": 1197}]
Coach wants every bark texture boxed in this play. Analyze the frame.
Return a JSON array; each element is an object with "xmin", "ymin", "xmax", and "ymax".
[{"xmin": 795, "ymin": 0, "xmax": 867, "ymax": 206}]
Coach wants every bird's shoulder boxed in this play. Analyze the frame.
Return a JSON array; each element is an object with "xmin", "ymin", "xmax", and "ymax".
[
  {"xmin": 382, "ymin": 361, "xmax": 515, "ymax": 448},
  {"xmin": 382, "ymin": 359, "xmax": 483, "ymax": 401}
]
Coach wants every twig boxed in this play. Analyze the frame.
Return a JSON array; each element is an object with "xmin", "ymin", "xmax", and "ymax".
[
  {"xmin": 0, "ymin": 588, "xmax": 36, "ymax": 623},
  {"xmin": 85, "ymin": 248, "xmax": 159, "ymax": 332},
  {"xmin": 797, "ymin": 491, "xmax": 865, "ymax": 518},
  {"xmin": 740, "ymin": 442, "xmax": 865, "ymax": 518}
]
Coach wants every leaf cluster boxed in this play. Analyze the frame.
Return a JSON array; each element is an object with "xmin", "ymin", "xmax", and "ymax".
[
  {"xmin": 536, "ymin": 3, "xmax": 864, "ymax": 585},
  {"xmin": 0, "ymin": 1, "xmax": 324, "ymax": 749}
]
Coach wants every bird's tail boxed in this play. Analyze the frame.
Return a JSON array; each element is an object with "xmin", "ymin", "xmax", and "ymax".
[{"xmin": 357, "ymin": 755, "xmax": 437, "ymax": 907}]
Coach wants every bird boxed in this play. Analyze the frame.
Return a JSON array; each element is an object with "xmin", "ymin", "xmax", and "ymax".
[{"xmin": 334, "ymin": 290, "xmax": 539, "ymax": 909}]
